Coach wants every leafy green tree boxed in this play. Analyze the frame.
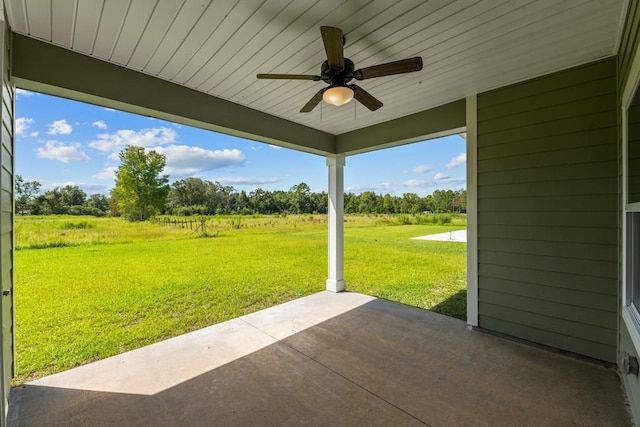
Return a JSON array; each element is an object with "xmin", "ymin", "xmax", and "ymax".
[
  {"xmin": 59, "ymin": 185, "xmax": 87, "ymax": 207},
  {"xmin": 382, "ymin": 194, "xmax": 397, "ymax": 214},
  {"xmin": 112, "ymin": 146, "xmax": 169, "ymax": 221},
  {"xmin": 85, "ymin": 194, "xmax": 110, "ymax": 212},
  {"xmin": 43, "ymin": 188, "xmax": 63, "ymax": 213},
  {"xmin": 358, "ymin": 191, "xmax": 380, "ymax": 213},
  {"xmin": 309, "ymin": 191, "xmax": 328, "ymax": 214},
  {"xmin": 289, "ymin": 182, "xmax": 311, "ymax": 214},
  {"xmin": 344, "ymin": 193, "xmax": 359, "ymax": 214},
  {"xmin": 15, "ymin": 175, "xmax": 41, "ymax": 215},
  {"xmin": 454, "ymin": 189, "xmax": 467, "ymax": 213},
  {"xmin": 249, "ymin": 188, "xmax": 273, "ymax": 213},
  {"xmin": 400, "ymin": 192, "xmax": 422, "ymax": 214},
  {"xmin": 233, "ymin": 190, "xmax": 251, "ymax": 214},
  {"xmin": 29, "ymin": 194, "xmax": 51, "ymax": 215},
  {"xmin": 432, "ymin": 189, "xmax": 453, "ymax": 212},
  {"xmin": 166, "ymin": 177, "xmax": 208, "ymax": 213}
]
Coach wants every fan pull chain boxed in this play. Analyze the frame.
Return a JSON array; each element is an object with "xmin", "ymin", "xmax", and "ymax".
[{"xmin": 354, "ymin": 96, "xmax": 357, "ymax": 120}]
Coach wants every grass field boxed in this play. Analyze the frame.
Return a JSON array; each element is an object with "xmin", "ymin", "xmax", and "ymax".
[{"xmin": 14, "ymin": 214, "xmax": 466, "ymax": 384}]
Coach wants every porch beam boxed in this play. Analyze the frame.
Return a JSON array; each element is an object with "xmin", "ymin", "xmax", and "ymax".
[
  {"xmin": 334, "ymin": 99, "xmax": 466, "ymax": 155},
  {"xmin": 10, "ymin": 34, "xmax": 335, "ymax": 155},
  {"xmin": 326, "ymin": 154, "xmax": 345, "ymax": 293}
]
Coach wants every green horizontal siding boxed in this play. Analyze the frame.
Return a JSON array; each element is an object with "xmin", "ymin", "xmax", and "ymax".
[
  {"xmin": 479, "ymin": 315, "xmax": 616, "ymax": 362},
  {"xmin": 479, "ymin": 94, "xmax": 616, "ymax": 134},
  {"xmin": 478, "ymin": 224, "xmax": 617, "ymax": 245},
  {"xmin": 480, "ymin": 289, "xmax": 616, "ymax": 328},
  {"xmin": 479, "ymin": 238, "xmax": 616, "ymax": 262},
  {"xmin": 479, "ymin": 161, "xmax": 617, "ymax": 185},
  {"xmin": 479, "ymin": 194, "xmax": 617, "ymax": 212},
  {"xmin": 480, "ymin": 277, "xmax": 617, "ymax": 311},
  {"xmin": 0, "ymin": 22, "xmax": 13, "ymax": 418},
  {"xmin": 477, "ymin": 58, "xmax": 618, "ymax": 362},
  {"xmin": 479, "ymin": 128, "xmax": 618, "ymax": 160},
  {"xmin": 479, "ymin": 251, "xmax": 616, "ymax": 279},
  {"xmin": 479, "ymin": 178, "xmax": 618, "ymax": 199},
  {"xmin": 480, "ymin": 264, "xmax": 616, "ymax": 295},
  {"xmin": 484, "ymin": 60, "xmax": 616, "ymax": 107}
]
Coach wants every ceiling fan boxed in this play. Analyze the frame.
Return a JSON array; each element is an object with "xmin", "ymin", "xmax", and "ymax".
[{"xmin": 256, "ymin": 26, "xmax": 423, "ymax": 113}]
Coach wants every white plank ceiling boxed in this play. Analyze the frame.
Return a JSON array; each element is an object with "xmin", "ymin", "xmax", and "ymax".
[{"xmin": 4, "ymin": 0, "xmax": 627, "ymax": 135}]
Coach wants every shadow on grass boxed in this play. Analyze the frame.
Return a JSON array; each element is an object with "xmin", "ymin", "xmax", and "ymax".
[{"xmin": 429, "ymin": 289, "xmax": 467, "ymax": 321}]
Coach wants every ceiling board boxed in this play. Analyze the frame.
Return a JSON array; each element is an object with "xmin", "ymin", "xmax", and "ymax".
[{"xmin": 5, "ymin": 0, "xmax": 626, "ymax": 136}]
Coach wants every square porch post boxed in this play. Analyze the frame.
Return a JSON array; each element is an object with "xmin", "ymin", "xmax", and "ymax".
[{"xmin": 326, "ymin": 154, "xmax": 345, "ymax": 292}]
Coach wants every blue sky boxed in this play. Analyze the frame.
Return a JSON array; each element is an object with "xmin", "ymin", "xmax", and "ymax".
[{"xmin": 15, "ymin": 89, "xmax": 466, "ymax": 196}]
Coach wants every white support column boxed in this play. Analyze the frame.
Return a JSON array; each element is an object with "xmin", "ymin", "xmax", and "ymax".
[
  {"xmin": 326, "ymin": 154, "xmax": 346, "ymax": 292},
  {"xmin": 466, "ymin": 94, "xmax": 479, "ymax": 326}
]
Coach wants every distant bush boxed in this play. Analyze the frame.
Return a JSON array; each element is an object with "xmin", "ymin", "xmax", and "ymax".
[
  {"xmin": 172, "ymin": 205, "xmax": 209, "ymax": 216},
  {"xmin": 229, "ymin": 217, "xmax": 244, "ymax": 229},
  {"xmin": 397, "ymin": 214, "xmax": 412, "ymax": 225},
  {"xmin": 391, "ymin": 213, "xmax": 453, "ymax": 225},
  {"xmin": 415, "ymin": 213, "xmax": 452, "ymax": 225},
  {"xmin": 62, "ymin": 221, "xmax": 95, "ymax": 230},
  {"xmin": 20, "ymin": 240, "xmax": 72, "ymax": 250}
]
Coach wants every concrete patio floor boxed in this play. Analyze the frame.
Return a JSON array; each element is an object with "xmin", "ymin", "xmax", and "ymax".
[{"xmin": 8, "ymin": 291, "xmax": 632, "ymax": 426}]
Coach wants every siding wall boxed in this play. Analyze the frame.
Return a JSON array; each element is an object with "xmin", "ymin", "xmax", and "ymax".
[
  {"xmin": 618, "ymin": 1, "xmax": 640, "ymax": 425},
  {"xmin": 476, "ymin": 59, "xmax": 619, "ymax": 362},
  {"xmin": 0, "ymin": 17, "xmax": 12, "ymax": 424}
]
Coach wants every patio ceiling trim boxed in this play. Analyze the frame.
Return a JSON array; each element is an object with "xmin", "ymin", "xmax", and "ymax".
[
  {"xmin": 334, "ymin": 99, "xmax": 466, "ymax": 155},
  {"xmin": 10, "ymin": 34, "xmax": 335, "ymax": 156}
]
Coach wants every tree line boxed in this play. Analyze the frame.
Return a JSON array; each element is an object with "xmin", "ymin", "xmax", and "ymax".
[
  {"xmin": 16, "ymin": 146, "xmax": 466, "ymax": 220},
  {"xmin": 16, "ymin": 176, "xmax": 109, "ymax": 216}
]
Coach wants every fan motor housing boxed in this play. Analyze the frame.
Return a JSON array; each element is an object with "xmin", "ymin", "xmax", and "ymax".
[{"xmin": 321, "ymin": 58, "xmax": 355, "ymax": 85}]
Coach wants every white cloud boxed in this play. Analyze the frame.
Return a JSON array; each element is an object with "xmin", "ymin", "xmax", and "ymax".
[
  {"xmin": 446, "ymin": 153, "xmax": 466, "ymax": 169},
  {"xmin": 404, "ymin": 179, "xmax": 424, "ymax": 187},
  {"xmin": 92, "ymin": 120, "xmax": 108, "ymax": 129},
  {"xmin": 35, "ymin": 141, "xmax": 90, "ymax": 163},
  {"xmin": 93, "ymin": 166, "xmax": 118, "ymax": 180},
  {"xmin": 214, "ymin": 176, "xmax": 280, "ymax": 186},
  {"xmin": 412, "ymin": 164, "xmax": 431, "ymax": 174},
  {"xmin": 152, "ymin": 145, "xmax": 245, "ymax": 177},
  {"xmin": 30, "ymin": 131, "xmax": 39, "ymax": 137},
  {"xmin": 16, "ymin": 117, "xmax": 33, "ymax": 135},
  {"xmin": 16, "ymin": 88, "xmax": 34, "ymax": 98},
  {"xmin": 103, "ymin": 107, "xmax": 116, "ymax": 112},
  {"xmin": 47, "ymin": 119, "xmax": 73, "ymax": 135},
  {"xmin": 433, "ymin": 172, "xmax": 449, "ymax": 180},
  {"xmin": 44, "ymin": 181, "xmax": 109, "ymax": 195},
  {"xmin": 347, "ymin": 175, "xmax": 466, "ymax": 195},
  {"xmin": 268, "ymin": 144, "xmax": 283, "ymax": 150},
  {"xmin": 346, "ymin": 182, "xmax": 398, "ymax": 194},
  {"xmin": 89, "ymin": 127, "xmax": 177, "ymax": 152}
]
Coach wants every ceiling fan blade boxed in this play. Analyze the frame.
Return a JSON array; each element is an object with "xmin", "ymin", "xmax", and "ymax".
[
  {"xmin": 354, "ymin": 57, "xmax": 423, "ymax": 80},
  {"xmin": 300, "ymin": 89, "xmax": 325, "ymax": 112},
  {"xmin": 351, "ymin": 85, "xmax": 383, "ymax": 111},
  {"xmin": 349, "ymin": 85, "xmax": 384, "ymax": 111},
  {"xmin": 257, "ymin": 73, "xmax": 321, "ymax": 81},
  {"xmin": 320, "ymin": 26, "xmax": 344, "ymax": 69}
]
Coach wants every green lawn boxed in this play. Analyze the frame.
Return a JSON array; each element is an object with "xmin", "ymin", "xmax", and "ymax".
[{"xmin": 15, "ymin": 214, "xmax": 466, "ymax": 384}]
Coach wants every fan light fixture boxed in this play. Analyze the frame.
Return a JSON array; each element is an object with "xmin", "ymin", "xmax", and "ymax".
[{"xmin": 323, "ymin": 86, "xmax": 354, "ymax": 106}]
